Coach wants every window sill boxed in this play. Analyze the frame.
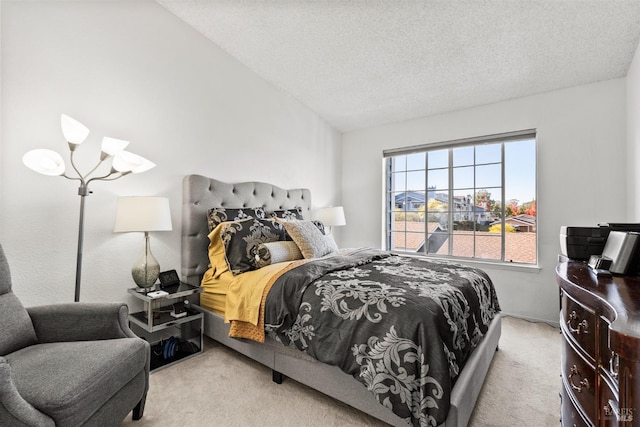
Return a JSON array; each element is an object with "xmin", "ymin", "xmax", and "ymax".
[{"xmin": 390, "ymin": 251, "xmax": 541, "ymax": 273}]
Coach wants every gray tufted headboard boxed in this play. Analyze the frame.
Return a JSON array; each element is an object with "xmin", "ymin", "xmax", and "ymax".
[{"xmin": 181, "ymin": 175, "xmax": 312, "ymax": 286}]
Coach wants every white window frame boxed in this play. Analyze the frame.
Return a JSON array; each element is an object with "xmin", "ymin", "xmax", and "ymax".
[{"xmin": 383, "ymin": 129, "xmax": 537, "ymax": 266}]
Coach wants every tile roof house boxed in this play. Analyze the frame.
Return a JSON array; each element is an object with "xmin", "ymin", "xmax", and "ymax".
[
  {"xmin": 393, "ymin": 220, "xmax": 537, "ymax": 264},
  {"xmin": 394, "ymin": 191, "xmax": 496, "ymax": 224},
  {"xmin": 491, "ymin": 214, "xmax": 537, "ymax": 232}
]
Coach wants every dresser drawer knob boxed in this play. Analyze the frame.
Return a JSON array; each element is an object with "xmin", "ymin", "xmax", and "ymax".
[
  {"xmin": 567, "ymin": 311, "xmax": 589, "ymax": 335},
  {"xmin": 568, "ymin": 365, "xmax": 590, "ymax": 393}
]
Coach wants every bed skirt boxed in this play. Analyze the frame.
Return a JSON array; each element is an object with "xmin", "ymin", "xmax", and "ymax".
[{"xmin": 194, "ymin": 305, "xmax": 501, "ymax": 427}]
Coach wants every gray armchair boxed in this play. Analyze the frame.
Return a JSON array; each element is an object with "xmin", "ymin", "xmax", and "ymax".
[{"xmin": 0, "ymin": 243, "xmax": 150, "ymax": 426}]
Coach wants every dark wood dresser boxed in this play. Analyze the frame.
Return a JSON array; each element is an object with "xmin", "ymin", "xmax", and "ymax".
[{"xmin": 557, "ymin": 262, "xmax": 640, "ymax": 426}]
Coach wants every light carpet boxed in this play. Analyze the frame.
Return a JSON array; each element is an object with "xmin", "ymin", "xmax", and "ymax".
[{"xmin": 122, "ymin": 316, "xmax": 560, "ymax": 426}]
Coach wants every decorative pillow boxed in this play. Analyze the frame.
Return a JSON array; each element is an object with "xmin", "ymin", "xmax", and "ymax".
[
  {"xmin": 206, "ymin": 224, "xmax": 232, "ymax": 279},
  {"xmin": 273, "ymin": 216, "xmax": 326, "ymax": 235},
  {"xmin": 220, "ymin": 218, "xmax": 287, "ymax": 275},
  {"xmin": 323, "ymin": 232, "xmax": 338, "ymax": 250},
  {"xmin": 207, "ymin": 207, "xmax": 266, "ymax": 232},
  {"xmin": 311, "ymin": 220, "xmax": 326, "ymax": 235},
  {"xmin": 255, "ymin": 241, "xmax": 303, "ymax": 268},
  {"xmin": 269, "ymin": 207, "xmax": 303, "ymax": 220},
  {"xmin": 283, "ymin": 220, "xmax": 339, "ymax": 259}
]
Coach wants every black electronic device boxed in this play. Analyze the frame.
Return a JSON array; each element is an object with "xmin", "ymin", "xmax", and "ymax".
[
  {"xmin": 587, "ymin": 255, "xmax": 612, "ymax": 271},
  {"xmin": 601, "ymin": 231, "xmax": 640, "ymax": 275},
  {"xmin": 559, "ymin": 226, "xmax": 609, "ymax": 260},
  {"xmin": 159, "ymin": 269, "xmax": 180, "ymax": 290},
  {"xmin": 170, "ymin": 302, "xmax": 187, "ymax": 318},
  {"xmin": 560, "ymin": 223, "xmax": 640, "ymax": 261}
]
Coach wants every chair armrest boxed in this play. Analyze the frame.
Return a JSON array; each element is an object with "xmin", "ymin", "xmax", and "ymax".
[
  {"xmin": 27, "ymin": 303, "xmax": 138, "ymax": 343},
  {"xmin": 0, "ymin": 357, "xmax": 55, "ymax": 426}
]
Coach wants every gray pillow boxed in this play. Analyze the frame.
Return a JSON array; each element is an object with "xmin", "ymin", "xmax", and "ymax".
[{"xmin": 283, "ymin": 220, "xmax": 338, "ymax": 259}]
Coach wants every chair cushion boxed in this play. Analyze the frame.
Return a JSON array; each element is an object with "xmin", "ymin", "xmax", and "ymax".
[
  {"xmin": 5, "ymin": 338, "xmax": 147, "ymax": 426},
  {"xmin": 0, "ymin": 243, "xmax": 38, "ymax": 356},
  {"xmin": 0, "ymin": 293, "xmax": 38, "ymax": 355},
  {"xmin": 0, "ymin": 243, "xmax": 13, "ymax": 295}
]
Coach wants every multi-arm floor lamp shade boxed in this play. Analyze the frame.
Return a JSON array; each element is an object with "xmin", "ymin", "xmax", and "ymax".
[
  {"xmin": 114, "ymin": 196, "xmax": 172, "ymax": 288},
  {"xmin": 22, "ymin": 114, "xmax": 155, "ymax": 301}
]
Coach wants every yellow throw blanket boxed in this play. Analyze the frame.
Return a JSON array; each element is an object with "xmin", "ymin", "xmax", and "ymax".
[
  {"xmin": 228, "ymin": 260, "xmax": 309, "ymax": 342},
  {"xmin": 201, "ymin": 224, "xmax": 310, "ymax": 342}
]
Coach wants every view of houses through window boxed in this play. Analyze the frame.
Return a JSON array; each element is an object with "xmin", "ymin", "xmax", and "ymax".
[{"xmin": 385, "ymin": 131, "xmax": 537, "ymax": 264}]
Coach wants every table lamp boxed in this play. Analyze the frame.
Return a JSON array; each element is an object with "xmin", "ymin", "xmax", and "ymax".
[
  {"xmin": 114, "ymin": 196, "xmax": 172, "ymax": 288},
  {"xmin": 312, "ymin": 206, "xmax": 346, "ymax": 234}
]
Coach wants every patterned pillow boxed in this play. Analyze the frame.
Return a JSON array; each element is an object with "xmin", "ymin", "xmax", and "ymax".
[
  {"xmin": 255, "ymin": 241, "xmax": 303, "ymax": 268},
  {"xmin": 283, "ymin": 220, "xmax": 338, "ymax": 259},
  {"xmin": 207, "ymin": 207, "xmax": 266, "ymax": 232},
  {"xmin": 311, "ymin": 220, "xmax": 326, "ymax": 235},
  {"xmin": 220, "ymin": 218, "xmax": 287, "ymax": 275},
  {"xmin": 269, "ymin": 207, "xmax": 303, "ymax": 220}
]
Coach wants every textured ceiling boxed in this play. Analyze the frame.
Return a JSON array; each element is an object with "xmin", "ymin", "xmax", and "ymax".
[{"xmin": 157, "ymin": 1, "xmax": 640, "ymax": 132}]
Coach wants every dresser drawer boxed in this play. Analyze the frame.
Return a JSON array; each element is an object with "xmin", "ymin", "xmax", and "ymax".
[
  {"xmin": 562, "ymin": 291, "xmax": 597, "ymax": 361},
  {"xmin": 558, "ymin": 263, "xmax": 640, "ymax": 427},
  {"xmin": 599, "ymin": 377, "xmax": 620, "ymax": 426},
  {"xmin": 563, "ymin": 338, "xmax": 596, "ymax": 425},
  {"xmin": 561, "ymin": 384, "xmax": 592, "ymax": 427}
]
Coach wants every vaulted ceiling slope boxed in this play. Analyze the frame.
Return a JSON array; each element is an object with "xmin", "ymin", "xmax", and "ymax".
[{"xmin": 157, "ymin": 1, "xmax": 640, "ymax": 132}]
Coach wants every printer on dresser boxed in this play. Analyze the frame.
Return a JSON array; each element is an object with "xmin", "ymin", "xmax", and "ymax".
[{"xmin": 557, "ymin": 261, "xmax": 640, "ymax": 426}]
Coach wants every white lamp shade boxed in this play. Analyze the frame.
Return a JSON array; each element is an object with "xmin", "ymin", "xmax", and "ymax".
[
  {"xmin": 22, "ymin": 149, "xmax": 66, "ymax": 176},
  {"xmin": 101, "ymin": 137, "xmax": 130, "ymax": 157},
  {"xmin": 61, "ymin": 114, "xmax": 90, "ymax": 145},
  {"xmin": 312, "ymin": 206, "xmax": 346, "ymax": 227},
  {"xmin": 112, "ymin": 151, "xmax": 155, "ymax": 174},
  {"xmin": 114, "ymin": 196, "xmax": 172, "ymax": 232}
]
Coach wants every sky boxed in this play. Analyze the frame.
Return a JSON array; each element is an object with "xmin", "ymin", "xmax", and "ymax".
[{"xmin": 390, "ymin": 138, "xmax": 536, "ymax": 205}]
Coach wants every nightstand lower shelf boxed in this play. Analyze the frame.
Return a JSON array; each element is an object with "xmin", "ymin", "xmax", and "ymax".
[
  {"xmin": 129, "ymin": 310, "xmax": 203, "ymax": 371},
  {"xmin": 149, "ymin": 340, "xmax": 200, "ymax": 371}
]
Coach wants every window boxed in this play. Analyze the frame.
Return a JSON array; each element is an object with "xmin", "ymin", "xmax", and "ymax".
[{"xmin": 384, "ymin": 130, "xmax": 537, "ymax": 265}]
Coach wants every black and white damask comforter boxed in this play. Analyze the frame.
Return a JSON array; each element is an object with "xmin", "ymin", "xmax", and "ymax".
[{"xmin": 264, "ymin": 249, "xmax": 500, "ymax": 427}]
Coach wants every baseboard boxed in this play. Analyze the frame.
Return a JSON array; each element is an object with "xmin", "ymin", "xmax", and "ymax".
[{"xmin": 500, "ymin": 312, "xmax": 560, "ymax": 328}]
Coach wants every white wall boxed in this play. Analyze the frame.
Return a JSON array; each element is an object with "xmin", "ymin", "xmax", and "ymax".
[
  {"xmin": 2, "ymin": 1, "xmax": 636, "ymax": 326},
  {"xmin": 628, "ymin": 40, "xmax": 640, "ymax": 218},
  {"xmin": 0, "ymin": 1, "xmax": 341, "ymax": 307},
  {"xmin": 342, "ymin": 79, "xmax": 628, "ymax": 324}
]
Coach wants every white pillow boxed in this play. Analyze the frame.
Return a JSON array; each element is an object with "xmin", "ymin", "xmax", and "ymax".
[{"xmin": 255, "ymin": 241, "xmax": 303, "ymax": 267}]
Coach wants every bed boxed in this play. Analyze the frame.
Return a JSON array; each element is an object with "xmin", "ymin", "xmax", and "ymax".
[{"xmin": 181, "ymin": 175, "xmax": 501, "ymax": 427}]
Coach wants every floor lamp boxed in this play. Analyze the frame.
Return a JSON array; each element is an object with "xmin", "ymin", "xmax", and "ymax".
[{"xmin": 23, "ymin": 114, "xmax": 155, "ymax": 302}]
